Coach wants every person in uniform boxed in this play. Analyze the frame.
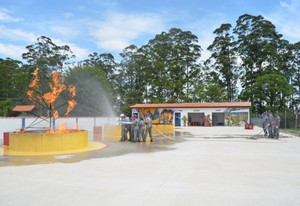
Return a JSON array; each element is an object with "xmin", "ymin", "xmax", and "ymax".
[
  {"xmin": 261, "ymin": 111, "xmax": 268, "ymax": 136},
  {"xmin": 273, "ymin": 111, "xmax": 280, "ymax": 139},
  {"xmin": 138, "ymin": 116, "xmax": 145, "ymax": 142},
  {"xmin": 267, "ymin": 111, "xmax": 274, "ymax": 138},
  {"xmin": 119, "ymin": 114, "xmax": 126, "ymax": 141},
  {"xmin": 131, "ymin": 115, "xmax": 139, "ymax": 142},
  {"xmin": 144, "ymin": 113, "xmax": 153, "ymax": 142}
]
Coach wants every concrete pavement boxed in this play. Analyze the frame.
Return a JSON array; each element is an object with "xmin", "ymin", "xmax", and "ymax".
[{"xmin": 0, "ymin": 126, "xmax": 300, "ymax": 206}]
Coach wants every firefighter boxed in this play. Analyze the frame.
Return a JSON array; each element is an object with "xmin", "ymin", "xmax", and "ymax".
[
  {"xmin": 261, "ymin": 111, "xmax": 268, "ymax": 136},
  {"xmin": 273, "ymin": 112, "xmax": 280, "ymax": 139},
  {"xmin": 138, "ymin": 116, "xmax": 145, "ymax": 142},
  {"xmin": 144, "ymin": 113, "xmax": 153, "ymax": 142},
  {"xmin": 131, "ymin": 115, "xmax": 139, "ymax": 142},
  {"xmin": 267, "ymin": 111, "xmax": 274, "ymax": 138},
  {"xmin": 119, "ymin": 114, "xmax": 126, "ymax": 141}
]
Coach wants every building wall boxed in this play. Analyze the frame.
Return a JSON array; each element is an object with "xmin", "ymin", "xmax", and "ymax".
[{"xmin": 133, "ymin": 107, "xmax": 250, "ymax": 127}]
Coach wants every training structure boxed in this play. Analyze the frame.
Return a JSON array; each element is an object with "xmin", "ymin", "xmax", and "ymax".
[
  {"xmin": 1, "ymin": 69, "xmax": 105, "ymax": 156},
  {"xmin": 130, "ymin": 102, "xmax": 251, "ymax": 127}
]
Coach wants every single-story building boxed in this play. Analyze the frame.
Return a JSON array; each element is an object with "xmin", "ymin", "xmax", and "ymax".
[{"xmin": 130, "ymin": 102, "xmax": 252, "ymax": 127}]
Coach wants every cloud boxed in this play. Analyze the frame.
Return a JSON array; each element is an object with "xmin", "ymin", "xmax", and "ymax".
[
  {"xmin": 51, "ymin": 38, "xmax": 90, "ymax": 61},
  {"xmin": 268, "ymin": 0, "xmax": 300, "ymax": 42},
  {"xmin": 0, "ymin": 25, "xmax": 37, "ymax": 42},
  {"xmin": 0, "ymin": 8, "xmax": 22, "ymax": 22},
  {"xmin": 90, "ymin": 12, "xmax": 164, "ymax": 52},
  {"xmin": 0, "ymin": 42, "xmax": 26, "ymax": 59}
]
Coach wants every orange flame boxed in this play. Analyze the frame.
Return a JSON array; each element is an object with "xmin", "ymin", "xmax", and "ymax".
[
  {"xmin": 43, "ymin": 71, "xmax": 67, "ymax": 105},
  {"xmin": 66, "ymin": 84, "xmax": 77, "ymax": 115},
  {"xmin": 53, "ymin": 110, "xmax": 59, "ymax": 119},
  {"xmin": 27, "ymin": 69, "xmax": 40, "ymax": 101},
  {"xmin": 27, "ymin": 69, "xmax": 77, "ymax": 118}
]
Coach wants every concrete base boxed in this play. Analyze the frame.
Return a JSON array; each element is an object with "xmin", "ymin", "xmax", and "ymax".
[{"xmin": 9, "ymin": 130, "xmax": 88, "ymax": 152}]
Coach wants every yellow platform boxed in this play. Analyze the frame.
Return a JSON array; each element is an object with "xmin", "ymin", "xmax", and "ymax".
[
  {"xmin": 2, "ymin": 130, "xmax": 106, "ymax": 156},
  {"xmin": 9, "ymin": 130, "xmax": 88, "ymax": 152}
]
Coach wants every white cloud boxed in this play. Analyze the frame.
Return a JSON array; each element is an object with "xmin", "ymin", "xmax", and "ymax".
[
  {"xmin": 51, "ymin": 38, "xmax": 90, "ymax": 61},
  {"xmin": 49, "ymin": 25, "xmax": 79, "ymax": 39},
  {"xmin": 0, "ymin": 8, "xmax": 22, "ymax": 22},
  {"xmin": 90, "ymin": 12, "xmax": 164, "ymax": 52},
  {"xmin": 268, "ymin": 0, "xmax": 300, "ymax": 42},
  {"xmin": 0, "ymin": 25, "xmax": 37, "ymax": 42},
  {"xmin": 0, "ymin": 42, "xmax": 26, "ymax": 59}
]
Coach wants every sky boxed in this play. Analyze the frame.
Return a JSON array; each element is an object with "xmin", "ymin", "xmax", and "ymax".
[{"xmin": 0, "ymin": 0, "xmax": 299, "ymax": 62}]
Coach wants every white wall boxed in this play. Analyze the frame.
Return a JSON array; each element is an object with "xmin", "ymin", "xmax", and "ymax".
[
  {"xmin": 173, "ymin": 107, "xmax": 250, "ymax": 126},
  {"xmin": 0, "ymin": 117, "xmax": 119, "ymax": 141}
]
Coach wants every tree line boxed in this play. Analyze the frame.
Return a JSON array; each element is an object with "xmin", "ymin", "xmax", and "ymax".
[{"xmin": 0, "ymin": 14, "xmax": 299, "ymax": 117}]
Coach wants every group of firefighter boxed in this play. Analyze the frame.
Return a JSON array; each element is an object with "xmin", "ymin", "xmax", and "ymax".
[
  {"xmin": 119, "ymin": 113, "xmax": 153, "ymax": 142},
  {"xmin": 261, "ymin": 110, "xmax": 281, "ymax": 139}
]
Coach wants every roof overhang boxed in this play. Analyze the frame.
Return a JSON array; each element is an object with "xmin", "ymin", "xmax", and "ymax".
[
  {"xmin": 12, "ymin": 105, "xmax": 36, "ymax": 112},
  {"xmin": 130, "ymin": 102, "xmax": 252, "ymax": 109}
]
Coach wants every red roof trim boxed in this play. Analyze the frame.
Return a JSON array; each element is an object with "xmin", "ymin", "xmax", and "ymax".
[
  {"xmin": 13, "ymin": 105, "xmax": 35, "ymax": 112},
  {"xmin": 129, "ymin": 102, "xmax": 251, "ymax": 109}
]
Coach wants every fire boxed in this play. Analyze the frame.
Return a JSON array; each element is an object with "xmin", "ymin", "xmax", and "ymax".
[
  {"xmin": 43, "ymin": 71, "xmax": 67, "ymax": 105},
  {"xmin": 27, "ymin": 69, "xmax": 77, "ymax": 121},
  {"xmin": 27, "ymin": 69, "xmax": 40, "ymax": 101},
  {"xmin": 66, "ymin": 84, "xmax": 77, "ymax": 115}
]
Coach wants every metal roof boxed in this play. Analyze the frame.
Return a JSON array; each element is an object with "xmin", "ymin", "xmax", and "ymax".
[{"xmin": 130, "ymin": 102, "xmax": 251, "ymax": 109}]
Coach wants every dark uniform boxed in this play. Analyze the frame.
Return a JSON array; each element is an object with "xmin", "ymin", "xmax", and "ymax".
[{"xmin": 273, "ymin": 112, "xmax": 280, "ymax": 139}]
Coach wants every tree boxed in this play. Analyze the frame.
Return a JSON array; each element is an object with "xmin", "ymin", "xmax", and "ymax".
[
  {"xmin": 140, "ymin": 28, "xmax": 202, "ymax": 103},
  {"xmin": 22, "ymin": 36, "xmax": 75, "ymax": 77},
  {"xmin": 233, "ymin": 14, "xmax": 292, "ymax": 105},
  {"xmin": 0, "ymin": 58, "xmax": 31, "ymax": 107},
  {"xmin": 191, "ymin": 83, "xmax": 226, "ymax": 102},
  {"xmin": 290, "ymin": 42, "xmax": 300, "ymax": 110},
  {"xmin": 251, "ymin": 74, "xmax": 294, "ymax": 113},
  {"xmin": 205, "ymin": 23, "xmax": 238, "ymax": 101},
  {"xmin": 118, "ymin": 45, "xmax": 146, "ymax": 115}
]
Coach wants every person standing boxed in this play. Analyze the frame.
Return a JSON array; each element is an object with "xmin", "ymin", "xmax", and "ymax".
[
  {"xmin": 261, "ymin": 111, "xmax": 268, "ymax": 136},
  {"xmin": 273, "ymin": 112, "xmax": 280, "ymax": 139},
  {"xmin": 119, "ymin": 114, "xmax": 126, "ymax": 141},
  {"xmin": 267, "ymin": 111, "xmax": 274, "ymax": 138},
  {"xmin": 144, "ymin": 114, "xmax": 153, "ymax": 142},
  {"xmin": 139, "ymin": 116, "xmax": 145, "ymax": 142},
  {"xmin": 131, "ymin": 115, "xmax": 139, "ymax": 142}
]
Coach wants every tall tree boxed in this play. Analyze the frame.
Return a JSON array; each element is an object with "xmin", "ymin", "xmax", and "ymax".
[
  {"xmin": 205, "ymin": 23, "xmax": 238, "ymax": 101},
  {"xmin": 0, "ymin": 58, "xmax": 31, "ymax": 105},
  {"xmin": 22, "ymin": 36, "xmax": 75, "ymax": 75},
  {"xmin": 233, "ymin": 14, "xmax": 293, "ymax": 111},
  {"xmin": 118, "ymin": 45, "xmax": 146, "ymax": 114},
  {"xmin": 140, "ymin": 28, "xmax": 202, "ymax": 103},
  {"xmin": 290, "ymin": 42, "xmax": 300, "ymax": 110},
  {"xmin": 251, "ymin": 74, "xmax": 294, "ymax": 113}
]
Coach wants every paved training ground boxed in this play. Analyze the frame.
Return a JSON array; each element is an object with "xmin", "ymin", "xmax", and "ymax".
[{"xmin": 0, "ymin": 126, "xmax": 300, "ymax": 206}]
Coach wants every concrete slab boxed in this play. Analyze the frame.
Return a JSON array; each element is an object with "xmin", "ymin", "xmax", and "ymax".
[{"xmin": 0, "ymin": 126, "xmax": 299, "ymax": 206}]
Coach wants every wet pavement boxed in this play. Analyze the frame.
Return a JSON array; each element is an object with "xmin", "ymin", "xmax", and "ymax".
[{"xmin": 1, "ymin": 126, "xmax": 300, "ymax": 206}]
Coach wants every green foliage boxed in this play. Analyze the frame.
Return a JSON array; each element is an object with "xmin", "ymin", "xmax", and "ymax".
[
  {"xmin": 191, "ymin": 83, "xmax": 226, "ymax": 102},
  {"xmin": 250, "ymin": 74, "xmax": 294, "ymax": 113},
  {"xmin": 0, "ymin": 58, "xmax": 31, "ymax": 105},
  {"xmin": 205, "ymin": 23, "xmax": 238, "ymax": 101},
  {"xmin": 0, "ymin": 99, "xmax": 13, "ymax": 116}
]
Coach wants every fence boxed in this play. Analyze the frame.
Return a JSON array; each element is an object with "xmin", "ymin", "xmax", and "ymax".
[{"xmin": 251, "ymin": 110, "xmax": 300, "ymax": 130}]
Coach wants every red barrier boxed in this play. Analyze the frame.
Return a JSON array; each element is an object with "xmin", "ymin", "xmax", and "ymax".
[
  {"xmin": 3, "ymin": 132, "xmax": 9, "ymax": 146},
  {"xmin": 93, "ymin": 126, "xmax": 102, "ymax": 141},
  {"xmin": 245, "ymin": 124, "xmax": 254, "ymax": 130}
]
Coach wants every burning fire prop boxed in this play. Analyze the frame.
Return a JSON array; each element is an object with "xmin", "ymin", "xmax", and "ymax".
[{"xmin": 27, "ymin": 68, "xmax": 77, "ymax": 130}]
